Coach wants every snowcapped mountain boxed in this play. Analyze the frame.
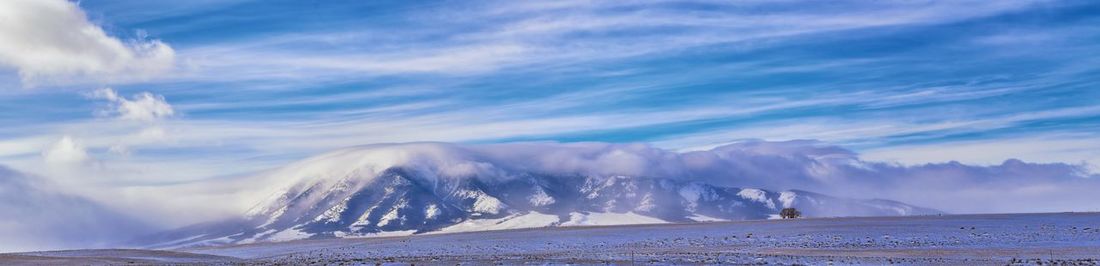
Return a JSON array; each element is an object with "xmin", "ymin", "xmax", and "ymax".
[{"xmin": 142, "ymin": 142, "xmax": 939, "ymax": 247}]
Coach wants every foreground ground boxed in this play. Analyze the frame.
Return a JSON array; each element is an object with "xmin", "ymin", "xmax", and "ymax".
[{"xmin": 3, "ymin": 213, "xmax": 1099, "ymax": 265}]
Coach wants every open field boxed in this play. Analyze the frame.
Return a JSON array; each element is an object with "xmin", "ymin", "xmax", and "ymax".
[{"xmin": 4, "ymin": 212, "xmax": 1100, "ymax": 265}]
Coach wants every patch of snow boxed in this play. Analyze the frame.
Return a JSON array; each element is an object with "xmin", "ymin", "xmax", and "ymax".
[
  {"xmin": 871, "ymin": 204, "xmax": 912, "ymax": 215},
  {"xmin": 333, "ymin": 230, "xmax": 417, "ymax": 239},
  {"xmin": 245, "ymin": 192, "xmax": 289, "ymax": 218},
  {"xmin": 581, "ymin": 176, "xmax": 631, "ymax": 200},
  {"xmin": 200, "ymin": 236, "xmax": 235, "ymax": 246},
  {"xmin": 350, "ymin": 204, "xmax": 379, "ymax": 228},
  {"xmin": 528, "ymin": 188, "xmax": 555, "ymax": 206},
  {"xmin": 679, "ymin": 184, "xmax": 704, "ymax": 203},
  {"xmin": 425, "ymin": 204, "xmax": 441, "ymax": 220},
  {"xmin": 689, "ymin": 214, "xmax": 727, "ymax": 222},
  {"xmin": 369, "ymin": 230, "xmax": 417, "ymax": 237},
  {"xmin": 152, "ymin": 233, "xmax": 211, "ymax": 249},
  {"xmin": 560, "ymin": 212, "xmax": 667, "ymax": 226},
  {"xmin": 349, "ymin": 230, "xmax": 416, "ymax": 238},
  {"xmin": 266, "ymin": 228, "xmax": 313, "ymax": 242},
  {"xmin": 601, "ymin": 199, "xmax": 618, "ymax": 212},
  {"xmin": 258, "ymin": 205, "xmax": 288, "ymax": 228},
  {"xmin": 634, "ymin": 193, "xmax": 656, "ymax": 212},
  {"xmin": 471, "ymin": 193, "xmax": 506, "ymax": 214},
  {"xmin": 453, "ymin": 189, "xmax": 507, "ymax": 214},
  {"xmin": 434, "ymin": 212, "xmax": 560, "ymax": 234},
  {"xmin": 778, "ymin": 191, "xmax": 797, "ymax": 208},
  {"xmin": 738, "ymin": 188, "xmax": 776, "ymax": 210},
  {"xmin": 678, "ymin": 183, "xmax": 717, "ymax": 203},
  {"xmin": 237, "ymin": 229, "xmax": 278, "ymax": 245},
  {"xmin": 314, "ymin": 197, "xmax": 351, "ymax": 222},
  {"xmin": 376, "ymin": 201, "xmax": 407, "ymax": 227}
]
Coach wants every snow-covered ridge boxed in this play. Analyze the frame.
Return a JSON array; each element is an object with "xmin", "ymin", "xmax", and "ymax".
[{"xmin": 144, "ymin": 142, "xmax": 941, "ymax": 247}]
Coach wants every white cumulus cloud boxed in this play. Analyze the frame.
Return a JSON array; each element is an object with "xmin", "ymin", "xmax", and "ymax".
[
  {"xmin": 90, "ymin": 88, "xmax": 175, "ymax": 122},
  {"xmin": 0, "ymin": 0, "xmax": 174, "ymax": 85},
  {"xmin": 41, "ymin": 136, "xmax": 89, "ymax": 165}
]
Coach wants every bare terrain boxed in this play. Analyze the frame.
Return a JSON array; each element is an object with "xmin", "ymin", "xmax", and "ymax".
[{"xmin": 4, "ymin": 212, "xmax": 1099, "ymax": 265}]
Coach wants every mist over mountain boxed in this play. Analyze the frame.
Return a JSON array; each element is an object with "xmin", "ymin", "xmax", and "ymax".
[
  {"xmin": 4, "ymin": 140, "xmax": 1096, "ymax": 250},
  {"xmin": 138, "ymin": 140, "xmax": 1048, "ymax": 247},
  {"xmin": 0, "ymin": 166, "xmax": 153, "ymax": 252},
  {"xmin": 238, "ymin": 140, "xmax": 1099, "ymax": 202}
]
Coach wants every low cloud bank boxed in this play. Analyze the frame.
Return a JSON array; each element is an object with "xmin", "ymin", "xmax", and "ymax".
[
  {"xmin": 0, "ymin": 166, "xmax": 152, "ymax": 252},
  {"xmin": 295, "ymin": 140, "xmax": 1098, "ymax": 214}
]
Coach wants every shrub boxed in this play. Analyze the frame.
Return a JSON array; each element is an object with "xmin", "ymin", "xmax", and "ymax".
[{"xmin": 780, "ymin": 208, "xmax": 801, "ymax": 219}]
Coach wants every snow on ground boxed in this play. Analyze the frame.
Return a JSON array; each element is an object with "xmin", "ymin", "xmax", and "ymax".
[
  {"xmin": 737, "ymin": 188, "xmax": 777, "ymax": 209},
  {"xmin": 778, "ymin": 191, "xmax": 797, "ymax": 208},
  {"xmin": 424, "ymin": 204, "xmax": 441, "ymax": 219},
  {"xmin": 375, "ymin": 202, "xmax": 406, "ymax": 227},
  {"xmin": 179, "ymin": 212, "xmax": 1100, "ymax": 265},
  {"xmin": 559, "ymin": 211, "xmax": 668, "ymax": 226},
  {"xmin": 314, "ymin": 197, "xmax": 350, "ymax": 223},
  {"xmin": 527, "ymin": 188, "xmax": 556, "ymax": 206},
  {"xmin": 256, "ymin": 205, "xmax": 287, "ymax": 228},
  {"xmin": 434, "ymin": 212, "xmax": 559, "ymax": 234},
  {"xmin": 458, "ymin": 189, "xmax": 506, "ymax": 214},
  {"xmin": 688, "ymin": 213, "xmax": 727, "ymax": 222},
  {"xmin": 237, "ymin": 229, "xmax": 278, "ymax": 244},
  {"xmin": 438, "ymin": 211, "xmax": 669, "ymax": 233},
  {"xmin": 343, "ymin": 230, "xmax": 416, "ymax": 238},
  {"xmin": 5, "ymin": 213, "xmax": 1100, "ymax": 265},
  {"xmin": 265, "ymin": 228, "xmax": 313, "ymax": 242}
]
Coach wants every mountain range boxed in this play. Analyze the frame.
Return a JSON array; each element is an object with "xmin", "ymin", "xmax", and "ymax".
[{"xmin": 139, "ymin": 142, "xmax": 939, "ymax": 248}]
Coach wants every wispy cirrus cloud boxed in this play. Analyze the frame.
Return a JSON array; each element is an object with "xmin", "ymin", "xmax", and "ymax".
[
  {"xmin": 0, "ymin": 0, "xmax": 1098, "ymax": 228},
  {"xmin": 156, "ymin": 0, "xmax": 1043, "ymax": 83}
]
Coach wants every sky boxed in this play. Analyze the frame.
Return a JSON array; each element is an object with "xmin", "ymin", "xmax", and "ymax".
[{"xmin": 0, "ymin": 0, "xmax": 1099, "ymax": 225}]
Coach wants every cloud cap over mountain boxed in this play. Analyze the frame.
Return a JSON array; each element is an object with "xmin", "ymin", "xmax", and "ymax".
[{"xmin": 254, "ymin": 140, "xmax": 1098, "ymax": 216}]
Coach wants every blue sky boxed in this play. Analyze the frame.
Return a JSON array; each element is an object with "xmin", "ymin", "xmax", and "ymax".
[{"xmin": 1, "ymin": 0, "xmax": 1099, "ymax": 187}]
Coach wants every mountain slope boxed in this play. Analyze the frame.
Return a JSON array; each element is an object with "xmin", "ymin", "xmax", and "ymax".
[{"xmin": 145, "ymin": 143, "xmax": 939, "ymax": 247}]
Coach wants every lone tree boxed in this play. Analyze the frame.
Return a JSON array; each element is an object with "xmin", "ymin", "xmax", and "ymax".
[{"xmin": 780, "ymin": 208, "xmax": 801, "ymax": 219}]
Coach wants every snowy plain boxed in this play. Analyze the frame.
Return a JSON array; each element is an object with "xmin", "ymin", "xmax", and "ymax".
[{"xmin": 3, "ymin": 212, "xmax": 1098, "ymax": 265}]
